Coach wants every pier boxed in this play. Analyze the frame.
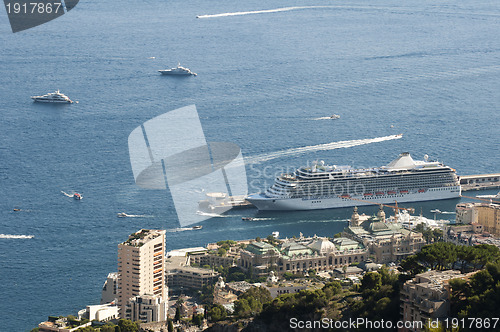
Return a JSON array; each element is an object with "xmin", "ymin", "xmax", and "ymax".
[{"xmin": 459, "ymin": 173, "xmax": 500, "ymax": 191}]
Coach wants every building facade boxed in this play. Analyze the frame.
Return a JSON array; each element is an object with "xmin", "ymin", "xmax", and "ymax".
[
  {"xmin": 400, "ymin": 270, "xmax": 470, "ymax": 331},
  {"xmin": 125, "ymin": 294, "xmax": 168, "ymax": 323},
  {"xmin": 101, "ymin": 272, "xmax": 118, "ymax": 304},
  {"xmin": 117, "ymin": 229, "xmax": 168, "ymax": 321},
  {"xmin": 239, "ymin": 236, "xmax": 368, "ymax": 277},
  {"xmin": 344, "ymin": 206, "xmax": 425, "ymax": 263},
  {"xmin": 455, "ymin": 203, "xmax": 500, "ymax": 236}
]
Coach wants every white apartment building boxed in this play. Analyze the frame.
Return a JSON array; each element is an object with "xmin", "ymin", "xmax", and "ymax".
[{"xmin": 117, "ymin": 229, "xmax": 168, "ymax": 322}]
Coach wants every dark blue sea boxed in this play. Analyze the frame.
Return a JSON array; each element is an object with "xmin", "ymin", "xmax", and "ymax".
[{"xmin": 0, "ymin": 0, "xmax": 499, "ymax": 330}]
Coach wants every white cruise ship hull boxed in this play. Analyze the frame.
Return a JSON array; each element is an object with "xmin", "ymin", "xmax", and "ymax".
[{"xmin": 247, "ymin": 186, "xmax": 461, "ymax": 211}]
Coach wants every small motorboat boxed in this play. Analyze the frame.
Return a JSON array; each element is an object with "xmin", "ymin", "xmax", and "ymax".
[
  {"xmin": 430, "ymin": 209, "xmax": 442, "ymax": 213},
  {"xmin": 242, "ymin": 217, "xmax": 254, "ymax": 221},
  {"xmin": 13, "ymin": 208, "xmax": 20, "ymax": 212},
  {"xmin": 192, "ymin": 225, "xmax": 203, "ymax": 230},
  {"xmin": 73, "ymin": 193, "xmax": 82, "ymax": 200},
  {"xmin": 330, "ymin": 114, "xmax": 340, "ymax": 119},
  {"xmin": 117, "ymin": 212, "xmax": 130, "ymax": 218}
]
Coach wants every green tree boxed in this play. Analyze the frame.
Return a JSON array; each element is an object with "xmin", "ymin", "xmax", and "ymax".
[
  {"xmin": 360, "ymin": 272, "xmax": 382, "ymax": 291},
  {"xmin": 167, "ymin": 319, "xmax": 174, "ymax": 332},
  {"xmin": 208, "ymin": 304, "xmax": 227, "ymax": 322},
  {"xmin": 192, "ymin": 313, "xmax": 204, "ymax": 327},
  {"xmin": 218, "ymin": 247, "xmax": 227, "ymax": 256},
  {"xmin": 174, "ymin": 306, "xmax": 181, "ymax": 322},
  {"xmin": 117, "ymin": 319, "xmax": 139, "ymax": 332}
]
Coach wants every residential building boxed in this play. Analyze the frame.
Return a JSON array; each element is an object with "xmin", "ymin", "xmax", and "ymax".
[
  {"xmin": 125, "ymin": 294, "xmax": 168, "ymax": 323},
  {"xmin": 166, "ymin": 266, "xmax": 218, "ymax": 289},
  {"xmin": 400, "ymin": 270, "xmax": 475, "ymax": 331},
  {"xmin": 100, "ymin": 272, "xmax": 118, "ymax": 304},
  {"xmin": 455, "ymin": 202, "xmax": 500, "ymax": 236},
  {"xmin": 117, "ymin": 229, "xmax": 168, "ymax": 321}
]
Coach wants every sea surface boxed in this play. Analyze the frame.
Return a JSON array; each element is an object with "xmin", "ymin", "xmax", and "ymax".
[{"xmin": 0, "ymin": 0, "xmax": 499, "ymax": 330}]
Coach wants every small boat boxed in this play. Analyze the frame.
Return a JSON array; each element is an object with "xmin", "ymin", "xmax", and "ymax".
[
  {"xmin": 31, "ymin": 90, "xmax": 75, "ymax": 103},
  {"xmin": 330, "ymin": 114, "xmax": 340, "ymax": 119},
  {"xmin": 242, "ymin": 217, "xmax": 254, "ymax": 221},
  {"xmin": 73, "ymin": 193, "xmax": 82, "ymax": 200},
  {"xmin": 400, "ymin": 190, "xmax": 409, "ymax": 194},
  {"xmin": 418, "ymin": 189, "xmax": 425, "ymax": 193},
  {"xmin": 117, "ymin": 212, "xmax": 130, "ymax": 217},
  {"xmin": 375, "ymin": 191, "xmax": 384, "ymax": 195},
  {"xmin": 364, "ymin": 193, "xmax": 373, "ymax": 196},
  {"xmin": 387, "ymin": 191, "xmax": 397, "ymax": 195},
  {"xmin": 192, "ymin": 225, "xmax": 203, "ymax": 230},
  {"xmin": 430, "ymin": 209, "xmax": 442, "ymax": 213},
  {"xmin": 158, "ymin": 63, "xmax": 197, "ymax": 76},
  {"xmin": 13, "ymin": 208, "xmax": 20, "ymax": 212},
  {"xmin": 271, "ymin": 231, "xmax": 279, "ymax": 238}
]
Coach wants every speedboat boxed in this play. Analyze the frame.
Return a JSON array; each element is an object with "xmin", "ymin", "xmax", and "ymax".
[
  {"xmin": 73, "ymin": 193, "xmax": 82, "ymax": 200},
  {"xmin": 242, "ymin": 217, "xmax": 254, "ymax": 221},
  {"xmin": 330, "ymin": 114, "xmax": 340, "ymax": 119},
  {"xmin": 192, "ymin": 225, "xmax": 203, "ymax": 230},
  {"xmin": 158, "ymin": 63, "xmax": 197, "ymax": 76},
  {"xmin": 31, "ymin": 90, "xmax": 74, "ymax": 103},
  {"xmin": 430, "ymin": 209, "xmax": 442, "ymax": 213},
  {"xmin": 117, "ymin": 212, "xmax": 130, "ymax": 218}
]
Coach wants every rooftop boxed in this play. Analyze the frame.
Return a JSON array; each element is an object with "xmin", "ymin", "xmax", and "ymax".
[{"xmin": 121, "ymin": 229, "xmax": 165, "ymax": 247}]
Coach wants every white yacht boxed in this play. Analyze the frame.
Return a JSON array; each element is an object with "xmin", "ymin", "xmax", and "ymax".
[
  {"xmin": 330, "ymin": 114, "xmax": 340, "ymax": 119},
  {"xmin": 247, "ymin": 152, "xmax": 461, "ymax": 211},
  {"xmin": 31, "ymin": 90, "xmax": 74, "ymax": 103},
  {"xmin": 158, "ymin": 63, "xmax": 197, "ymax": 76}
]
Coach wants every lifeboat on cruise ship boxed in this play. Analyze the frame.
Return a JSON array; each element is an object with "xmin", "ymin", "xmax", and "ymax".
[
  {"xmin": 400, "ymin": 190, "xmax": 409, "ymax": 194},
  {"xmin": 387, "ymin": 191, "xmax": 397, "ymax": 195},
  {"xmin": 340, "ymin": 194, "xmax": 351, "ymax": 198},
  {"xmin": 375, "ymin": 192, "xmax": 384, "ymax": 195},
  {"xmin": 364, "ymin": 193, "xmax": 373, "ymax": 196},
  {"xmin": 418, "ymin": 189, "xmax": 426, "ymax": 193}
]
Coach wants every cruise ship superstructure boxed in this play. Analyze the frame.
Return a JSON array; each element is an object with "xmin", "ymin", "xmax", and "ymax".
[{"xmin": 247, "ymin": 152, "xmax": 461, "ymax": 211}]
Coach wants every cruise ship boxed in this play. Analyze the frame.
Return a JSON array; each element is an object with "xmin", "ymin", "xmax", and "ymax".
[
  {"xmin": 247, "ymin": 152, "xmax": 461, "ymax": 211},
  {"xmin": 31, "ymin": 90, "xmax": 74, "ymax": 103}
]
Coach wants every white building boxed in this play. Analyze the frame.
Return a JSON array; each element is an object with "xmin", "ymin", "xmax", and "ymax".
[
  {"xmin": 125, "ymin": 294, "xmax": 167, "ymax": 323},
  {"xmin": 78, "ymin": 303, "xmax": 119, "ymax": 322},
  {"xmin": 118, "ymin": 229, "xmax": 168, "ymax": 321},
  {"xmin": 101, "ymin": 272, "xmax": 118, "ymax": 304}
]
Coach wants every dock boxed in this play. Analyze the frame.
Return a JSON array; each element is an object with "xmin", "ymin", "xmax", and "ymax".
[{"xmin": 459, "ymin": 173, "xmax": 500, "ymax": 191}]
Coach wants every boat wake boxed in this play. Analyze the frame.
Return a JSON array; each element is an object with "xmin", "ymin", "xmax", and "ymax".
[
  {"xmin": 118, "ymin": 213, "xmax": 154, "ymax": 218},
  {"xmin": 196, "ymin": 6, "xmax": 332, "ymax": 19},
  {"xmin": 440, "ymin": 211, "xmax": 455, "ymax": 214},
  {"xmin": 167, "ymin": 227, "xmax": 193, "ymax": 233},
  {"xmin": 61, "ymin": 191, "xmax": 74, "ymax": 198},
  {"xmin": 0, "ymin": 234, "xmax": 34, "ymax": 239},
  {"xmin": 245, "ymin": 134, "xmax": 403, "ymax": 164},
  {"xmin": 249, "ymin": 217, "xmax": 276, "ymax": 221},
  {"xmin": 312, "ymin": 116, "xmax": 337, "ymax": 120},
  {"xmin": 196, "ymin": 211, "xmax": 230, "ymax": 218}
]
